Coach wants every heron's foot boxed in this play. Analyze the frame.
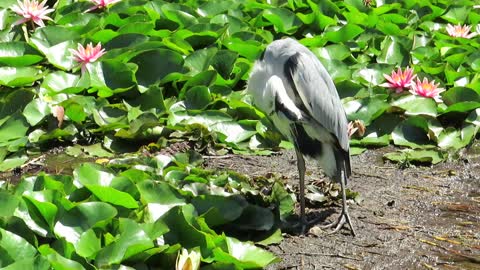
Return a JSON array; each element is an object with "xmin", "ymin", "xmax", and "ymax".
[{"xmin": 318, "ymin": 209, "xmax": 356, "ymax": 236}]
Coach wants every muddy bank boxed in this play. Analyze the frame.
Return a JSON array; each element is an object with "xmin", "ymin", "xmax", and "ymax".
[{"xmin": 204, "ymin": 147, "xmax": 480, "ymax": 270}]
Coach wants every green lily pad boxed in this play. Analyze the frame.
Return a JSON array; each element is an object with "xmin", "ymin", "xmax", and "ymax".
[
  {"xmin": 22, "ymin": 192, "xmax": 58, "ymax": 232},
  {"xmin": 95, "ymin": 218, "xmax": 155, "ymax": 265},
  {"xmin": 324, "ymin": 24, "xmax": 364, "ymax": 43},
  {"xmin": 23, "ymin": 99, "xmax": 51, "ymax": 126},
  {"xmin": 377, "ymin": 36, "xmax": 408, "ymax": 65},
  {"xmin": 344, "ymin": 97, "xmax": 390, "ymax": 125},
  {"xmin": 0, "ymin": 112, "xmax": 29, "ymax": 145},
  {"xmin": 38, "ymin": 245, "xmax": 85, "ymax": 270},
  {"xmin": 74, "ymin": 163, "xmax": 115, "ymax": 187},
  {"xmin": 212, "ymin": 236, "xmax": 280, "ymax": 268},
  {"xmin": 42, "ymin": 71, "xmax": 89, "ymax": 94},
  {"xmin": 0, "ymin": 67, "xmax": 43, "ymax": 87},
  {"xmin": 391, "ymin": 95, "xmax": 438, "ymax": 117},
  {"xmin": 392, "ymin": 117, "xmax": 434, "ymax": 149},
  {"xmin": 0, "ymin": 42, "xmax": 43, "ymax": 66},
  {"xmin": 192, "ymin": 195, "xmax": 248, "ymax": 227},
  {"xmin": 86, "ymin": 185, "xmax": 138, "ymax": 209},
  {"xmin": 263, "ymin": 8, "xmax": 302, "ymax": 34},
  {"xmin": 54, "ymin": 202, "xmax": 118, "ymax": 244},
  {"xmin": 383, "ymin": 149, "xmax": 444, "ymax": 164},
  {"xmin": 129, "ymin": 49, "xmax": 185, "ymax": 87},
  {"xmin": 0, "ymin": 228, "xmax": 38, "ymax": 266},
  {"xmin": 184, "ymin": 47, "xmax": 217, "ymax": 74},
  {"xmin": 0, "ymin": 191, "xmax": 19, "ymax": 217}
]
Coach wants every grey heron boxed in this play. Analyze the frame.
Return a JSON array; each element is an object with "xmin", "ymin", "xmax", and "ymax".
[{"xmin": 247, "ymin": 38, "xmax": 355, "ymax": 235}]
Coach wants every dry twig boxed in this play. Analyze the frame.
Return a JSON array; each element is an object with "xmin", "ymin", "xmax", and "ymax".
[{"xmin": 294, "ymin": 252, "xmax": 362, "ymax": 261}]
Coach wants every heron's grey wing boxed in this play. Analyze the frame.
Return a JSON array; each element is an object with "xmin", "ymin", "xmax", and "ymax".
[
  {"xmin": 266, "ymin": 75, "xmax": 307, "ymax": 122},
  {"xmin": 284, "ymin": 51, "xmax": 349, "ymax": 151}
]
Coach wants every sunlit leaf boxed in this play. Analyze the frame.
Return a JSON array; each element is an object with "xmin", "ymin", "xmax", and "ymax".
[
  {"xmin": 38, "ymin": 245, "xmax": 85, "ymax": 270},
  {"xmin": 0, "ymin": 42, "xmax": 43, "ymax": 66},
  {"xmin": 74, "ymin": 163, "xmax": 115, "ymax": 187},
  {"xmin": 0, "ymin": 191, "xmax": 19, "ymax": 217},
  {"xmin": 0, "ymin": 153, "xmax": 28, "ymax": 171},
  {"xmin": 0, "ymin": 228, "xmax": 37, "ymax": 263},
  {"xmin": 42, "ymin": 71, "xmax": 88, "ymax": 94},
  {"xmin": 54, "ymin": 202, "xmax": 117, "ymax": 244},
  {"xmin": 383, "ymin": 149, "xmax": 443, "ymax": 164},
  {"xmin": 161, "ymin": 3, "xmax": 198, "ymax": 28},
  {"xmin": 211, "ymin": 121, "xmax": 257, "ymax": 144},
  {"xmin": 0, "ymin": 112, "xmax": 29, "ymax": 144},
  {"xmin": 377, "ymin": 36, "xmax": 408, "ymax": 65},
  {"xmin": 441, "ymin": 6, "xmax": 469, "ymax": 24},
  {"xmin": 344, "ymin": 98, "xmax": 390, "ymax": 125},
  {"xmin": 96, "ymin": 218, "xmax": 155, "ymax": 265},
  {"xmin": 23, "ymin": 99, "xmax": 51, "ymax": 126},
  {"xmin": 23, "ymin": 192, "xmax": 58, "ymax": 232},
  {"xmin": 0, "ymin": 67, "xmax": 43, "ymax": 87},
  {"xmin": 74, "ymin": 228, "xmax": 101, "ymax": 258},
  {"xmin": 263, "ymin": 8, "xmax": 302, "ymax": 34},
  {"xmin": 224, "ymin": 38, "xmax": 263, "ymax": 61},
  {"xmin": 391, "ymin": 95, "xmax": 437, "ymax": 117},
  {"xmin": 184, "ymin": 47, "xmax": 217, "ymax": 74},
  {"xmin": 212, "ymin": 236, "xmax": 280, "ymax": 268},
  {"xmin": 86, "ymin": 185, "xmax": 138, "ymax": 209},
  {"xmin": 160, "ymin": 205, "xmax": 216, "ymax": 254},
  {"xmin": 137, "ymin": 180, "xmax": 186, "ymax": 221},
  {"xmin": 324, "ymin": 24, "xmax": 363, "ymax": 43}
]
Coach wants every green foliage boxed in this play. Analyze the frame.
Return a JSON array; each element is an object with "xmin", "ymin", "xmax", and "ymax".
[
  {"xmin": 0, "ymin": 0, "xmax": 477, "ymax": 169},
  {"xmin": 0, "ymin": 0, "xmax": 480, "ymax": 169},
  {"xmin": 0, "ymin": 153, "xmax": 283, "ymax": 269}
]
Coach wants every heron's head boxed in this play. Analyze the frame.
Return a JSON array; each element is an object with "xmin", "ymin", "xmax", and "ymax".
[{"xmin": 262, "ymin": 38, "xmax": 302, "ymax": 63}]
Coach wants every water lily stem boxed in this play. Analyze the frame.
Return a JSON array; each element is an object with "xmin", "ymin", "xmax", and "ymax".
[{"xmin": 22, "ymin": 24, "xmax": 29, "ymax": 43}]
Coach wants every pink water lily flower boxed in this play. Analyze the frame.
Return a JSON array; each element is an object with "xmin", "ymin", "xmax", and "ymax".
[
  {"xmin": 409, "ymin": 78, "xmax": 445, "ymax": 103},
  {"xmin": 10, "ymin": 0, "xmax": 54, "ymax": 28},
  {"xmin": 86, "ymin": 0, "xmax": 121, "ymax": 12},
  {"xmin": 69, "ymin": 42, "xmax": 106, "ymax": 73},
  {"xmin": 446, "ymin": 24, "xmax": 477, "ymax": 39},
  {"xmin": 381, "ymin": 67, "xmax": 416, "ymax": 93}
]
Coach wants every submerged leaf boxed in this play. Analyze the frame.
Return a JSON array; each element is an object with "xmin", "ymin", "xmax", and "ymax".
[{"xmin": 383, "ymin": 149, "xmax": 443, "ymax": 164}]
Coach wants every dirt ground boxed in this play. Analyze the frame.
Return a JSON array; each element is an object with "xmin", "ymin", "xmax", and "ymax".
[{"xmin": 204, "ymin": 147, "xmax": 480, "ymax": 270}]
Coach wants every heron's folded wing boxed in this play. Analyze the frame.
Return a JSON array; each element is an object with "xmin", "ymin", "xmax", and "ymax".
[
  {"xmin": 266, "ymin": 75, "xmax": 305, "ymax": 122},
  {"xmin": 284, "ymin": 51, "xmax": 349, "ymax": 151}
]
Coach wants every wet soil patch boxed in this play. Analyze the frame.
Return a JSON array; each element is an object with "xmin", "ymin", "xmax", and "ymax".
[{"xmin": 204, "ymin": 147, "xmax": 480, "ymax": 270}]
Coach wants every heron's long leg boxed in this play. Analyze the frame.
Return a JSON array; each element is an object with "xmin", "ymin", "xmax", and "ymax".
[
  {"xmin": 294, "ymin": 148, "xmax": 307, "ymax": 226},
  {"xmin": 340, "ymin": 171, "xmax": 356, "ymax": 236},
  {"xmin": 319, "ymin": 170, "xmax": 356, "ymax": 236}
]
